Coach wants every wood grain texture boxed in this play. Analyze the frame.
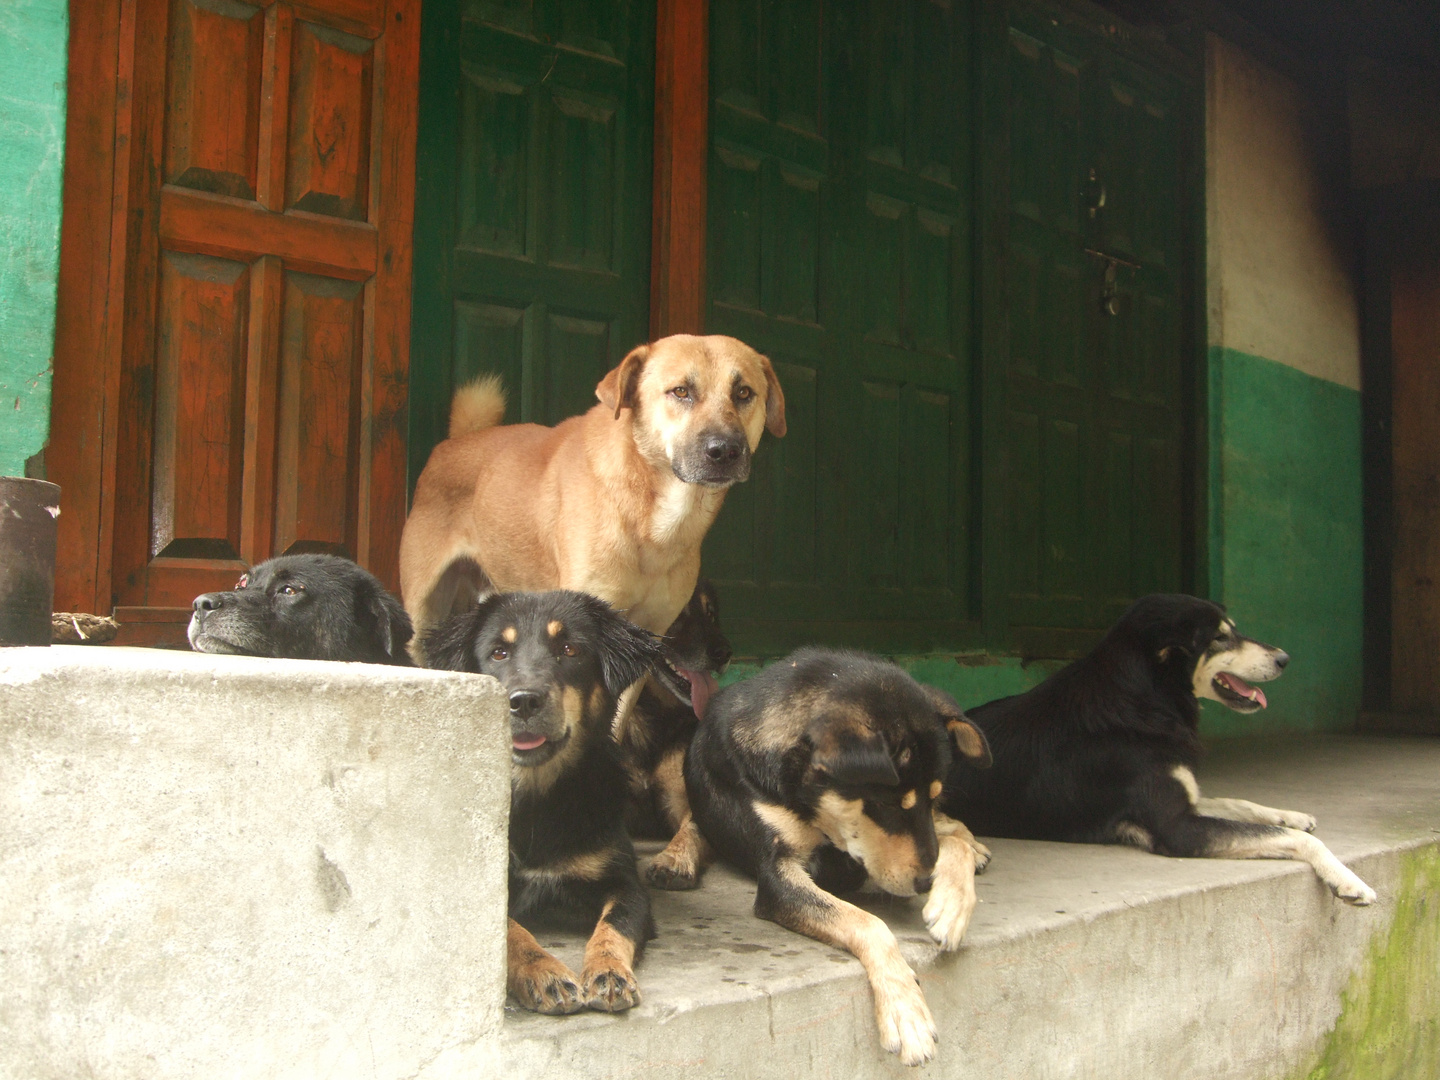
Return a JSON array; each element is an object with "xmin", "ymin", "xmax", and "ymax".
[{"xmin": 650, "ymin": 0, "xmax": 708, "ymax": 337}]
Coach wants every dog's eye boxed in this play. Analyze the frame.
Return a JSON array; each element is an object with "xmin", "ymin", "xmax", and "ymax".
[
  {"xmin": 734, "ymin": 385, "xmax": 754, "ymax": 403},
  {"xmin": 278, "ymin": 584, "xmax": 302, "ymax": 596},
  {"xmin": 669, "ymin": 386, "xmax": 690, "ymax": 400},
  {"xmin": 491, "ymin": 647, "xmax": 509, "ymax": 662},
  {"xmin": 562, "ymin": 643, "xmax": 577, "ymax": 658}
]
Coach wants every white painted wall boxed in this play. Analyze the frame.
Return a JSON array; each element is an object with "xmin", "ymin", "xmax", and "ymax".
[{"xmin": 1206, "ymin": 34, "xmax": 1361, "ymax": 391}]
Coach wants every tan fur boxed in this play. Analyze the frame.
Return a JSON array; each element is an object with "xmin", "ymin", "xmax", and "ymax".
[
  {"xmin": 900, "ymin": 789, "xmax": 917, "ymax": 810},
  {"xmin": 581, "ymin": 900, "xmax": 641, "ymax": 1011},
  {"xmin": 450, "ymin": 373, "xmax": 508, "ymax": 437},
  {"xmin": 946, "ymin": 717, "xmax": 988, "ymax": 759},
  {"xmin": 645, "ymin": 813, "xmax": 712, "ymax": 888},
  {"xmin": 547, "ymin": 619, "xmax": 563, "ymax": 637},
  {"xmin": 815, "ymin": 792, "xmax": 926, "ymax": 895},
  {"xmin": 507, "ymin": 918, "xmax": 583, "ymax": 1014},
  {"xmin": 929, "ymin": 779, "xmax": 943, "ymax": 799},
  {"xmin": 401, "ymin": 335, "xmax": 786, "ymax": 649},
  {"xmin": 501, "ymin": 626, "xmax": 516, "ymax": 643},
  {"xmin": 511, "ymin": 850, "xmax": 614, "ymax": 886},
  {"xmin": 753, "ymin": 800, "xmax": 824, "ymax": 856}
]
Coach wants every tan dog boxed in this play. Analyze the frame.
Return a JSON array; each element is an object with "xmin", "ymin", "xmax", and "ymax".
[{"xmin": 400, "ymin": 334, "xmax": 785, "ymax": 653}]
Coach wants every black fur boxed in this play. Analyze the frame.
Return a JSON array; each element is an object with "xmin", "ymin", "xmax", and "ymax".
[
  {"xmin": 943, "ymin": 593, "xmax": 1282, "ymax": 853},
  {"xmin": 421, "ymin": 591, "xmax": 668, "ymax": 1012},
  {"xmin": 188, "ymin": 554, "xmax": 412, "ymax": 664},
  {"xmin": 686, "ymin": 647, "xmax": 989, "ymax": 894},
  {"xmin": 622, "ymin": 579, "xmax": 732, "ymax": 839}
]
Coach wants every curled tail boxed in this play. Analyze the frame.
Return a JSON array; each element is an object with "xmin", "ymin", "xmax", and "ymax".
[{"xmin": 449, "ymin": 373, "xmax": 507, "ymax": 437}]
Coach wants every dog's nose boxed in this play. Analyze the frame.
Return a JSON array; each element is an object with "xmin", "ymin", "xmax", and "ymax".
[
  {"xmin": 711, "ymin": 642, "xmax": 733, "ymax": 668},
  {"xmin": 193, "ymin": 593, "xmax": 223, "ymax": 613},
  {"xmin": 914, "ymin": 873, "xmax": 934, "ymax": 894},
  {"xmin": 509, "ymin": 690, "xmax": 545, "ymax": 720},
  {"xmin": 703, "ymin": 435, "xmax": 744, "ymax": 464},
  {"xmin": 1275, "ymin": 651, "xmax": 1290, "ymax": 669}
]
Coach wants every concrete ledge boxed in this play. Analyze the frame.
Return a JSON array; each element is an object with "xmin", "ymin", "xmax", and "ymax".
[
  {"xmin": 424, "ymin": 736, "xmax": 1440, "ymax": 1080},
  {"xmin": 1, "ymin": 646, "xmax": 510, "ymax": 1080}
]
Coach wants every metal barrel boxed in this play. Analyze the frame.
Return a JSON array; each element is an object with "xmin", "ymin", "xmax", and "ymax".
[{"xmin": 0, "ymin": 477, "xmax": 62, "ymax": 646}]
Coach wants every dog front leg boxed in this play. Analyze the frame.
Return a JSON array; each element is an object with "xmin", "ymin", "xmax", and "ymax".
[
  {"xmin": 1152, "ymin": 814, "xmax": 1375, "ymax": 906},
  {"xmin": 922, "ymin": 832, "xmax": 979, "ymax": 950},
  {"xmin": 1195, "ymin": 797, "xmax": 1317, "ymax": 833},
  {"xmin": 646, "ymin": 812, "xmax": 713, "ymax": 890},
  {"xmin": 932, "ymin": 810, "xmax": 992, "ymax": 872},
  {"xmin": 756, "ymin": 855, "xmax": 937, "ymax": 1066},
  {"xmin": 507, "ymin": 918, "xmax": 584, "ymax": 1014},
  {"xmin": 580, "ymin": 879, "xmax": 652, "ymax": 1012}
]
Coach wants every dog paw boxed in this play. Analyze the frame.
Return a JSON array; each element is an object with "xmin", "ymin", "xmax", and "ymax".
[
  {"xmin": 922, "ymin": 834, "xmax": 978, "ymax": 950},
  {"xmin": 1277, "ymin": 810, "xmax": 1317, "ymax": 833},
  {"xmin": 1333, "ymin": 873, "xmax": 1377, "ymax": 906},
  {"xmin": 582, "ymin": 964, "xmax": 642, "ymax": 1012},
  {"xmin": 511, "ymin": 964, "xmax": 585, "ymax": 1015},
  {"xmin": 971, "ymin": 838, "xmax": 993, "ymax": 874},
  {"xmin": 872, "ymin": 969, "xmax": 937, "ymax": 1066},
  {"xmin": 645, "ymin": 850, "xmax": 700, "ymax": 891}
]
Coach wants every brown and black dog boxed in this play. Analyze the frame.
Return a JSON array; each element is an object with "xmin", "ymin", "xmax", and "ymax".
[
  {"xmin": 421, "ymin": 590, "xmax": 691, "ymax": 1014},
  {"xmin": 685, "ymin": 648, "xmax": 994, "ymax": 1066},
  {"xmin": 399, "ymin": 335, "xmax": 785, "ymax": 657},
  {"xmin": 616, "ymin": 579, "xmax": 732, "ymax": 889}
]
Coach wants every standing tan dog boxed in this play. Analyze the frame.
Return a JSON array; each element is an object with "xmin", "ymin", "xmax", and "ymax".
[{"xmin": 400, "ymin": 335, "xmax": 785, "ymax": 654}]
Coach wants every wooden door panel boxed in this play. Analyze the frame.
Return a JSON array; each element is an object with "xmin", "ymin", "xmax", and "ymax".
[
  {"xmin": 408, "ymin": 0, "xmax": 654, "ymax": 486},
  {"xmin": 286, "ymin": 21, "xmax": 375, "ymax": 220},
  {"xmin": 164, "ymin": 0, "xmax": 265, "ymax": 200},
  {"xmin": 151, "ymin": 251, "xmax": 252, "ymax": 562},
  {"xmin": 83, "ymin": 0, "xmax": 419, "ymax": 628}
]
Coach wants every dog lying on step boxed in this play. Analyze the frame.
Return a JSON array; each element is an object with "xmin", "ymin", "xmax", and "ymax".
[
  {"xmin": 942, "ymin": 593, "xmax": 1375, "ymax": 905},
  {"xmin": 422, "ymin": 590, "xmax": 690, "ymax": 1013},
  {"xmin": 685, "ymin": 648, "xmax": 994, "ymax": 1065}
]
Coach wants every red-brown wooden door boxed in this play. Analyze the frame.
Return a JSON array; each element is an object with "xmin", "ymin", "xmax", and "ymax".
[{"xmin": 51, "ymin": 0, "xmax": 420, "ymax": 643}]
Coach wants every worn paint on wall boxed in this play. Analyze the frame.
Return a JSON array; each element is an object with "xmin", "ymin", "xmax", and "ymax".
[
  {"xmin": 1205, "ymin": 34, "xmax": 1359, "ymax": 391},
  {"xmin": 1207, "ymin": 346, "xmax": 1363, "ymax": 736},
  {"xmin": 0, "ymin": 0, "xmax": 68, "ymax": 477},
  {"xmin": 1296, "ymin": 844, "xmax": 1440, "ymax": 1079}
]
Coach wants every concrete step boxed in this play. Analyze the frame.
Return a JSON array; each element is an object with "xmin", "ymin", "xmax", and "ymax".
[
  {"xmin": 4, "ymin": 645, "xmax": 1438, "ymax": 1080},
  {"xmin": 436, "ymin": 737, "xmax": 1440, "ymax": 1080}
]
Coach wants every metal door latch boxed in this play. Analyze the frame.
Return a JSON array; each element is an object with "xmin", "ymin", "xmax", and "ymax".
[{"xmin": 1084, "ymin": 247, "xmax": 1141, "ymax": 315}]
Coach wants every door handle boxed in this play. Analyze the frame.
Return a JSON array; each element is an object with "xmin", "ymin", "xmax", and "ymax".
[{"xmin": 1083, "ymin": 248, "xmax": 1141, "ymax": 316}]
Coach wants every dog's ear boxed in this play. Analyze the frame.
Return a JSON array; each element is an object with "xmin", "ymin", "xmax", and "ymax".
[
  {"xmin": 581, "ymin": 595, "xmax": 666, "ymax": 696},
  {"xmin": 418, "ymin": 594, "xmax": 504, "ymax": 672},
  {"xmin": 808, "ymin": 719, "xmax": 899, "ymax": 787},
  {"xmin": 596, "ymin": 344, "xmax": 649, "ymax": 419},
  {"xmin": 365, "ymin": 583, "xmax": 414, "ymax": 664},
  {"xmin": 758, "ymin": 354, "xmax": 787, "ymax": 437},
  {"xmin": 923, "ymin": 685, "xmax": 992, "ymax": 767}
]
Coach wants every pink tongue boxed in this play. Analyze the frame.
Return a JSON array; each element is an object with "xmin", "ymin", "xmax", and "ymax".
[
  {"xmin": 512, "ymin": 733, "xmax": 547, "ymax": 751},
  {"xmin": 681, "ymin": 668, "xmax": 718, "ymax": 720},
  {"xmin": 1218, "ymin": 673, "xmax": 1267, "ymax": 709}
]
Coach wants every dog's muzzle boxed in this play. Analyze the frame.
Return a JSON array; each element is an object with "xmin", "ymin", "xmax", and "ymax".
[{"xmin": 674, "ymin": 432, "xmax": 751, "ymax": 486}]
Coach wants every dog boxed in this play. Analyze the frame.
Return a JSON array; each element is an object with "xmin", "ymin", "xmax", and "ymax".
[
  {"xmin": 684, "ymin": 648, "xmax": 994, "ymax": 1065},
  {"xmin": 399, "ymin": 334, "xmax": 785, "ymax": 657},
  {"xmin": 616, "ymin": 579, "xmax": 731, "ymax": 889},
  {"xmin": 188, "ymin": 554, "xmax": 412, "ymax": 664},
  {"xmin": 421, "ymin": 590, "xmax": 691, "ymax": 1014},
  {"xmin": 942, "ymin": 593, "xmax": 1375, "ymax": 905}
]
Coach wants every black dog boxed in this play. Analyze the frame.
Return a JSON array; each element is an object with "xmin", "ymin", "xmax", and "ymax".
[
  {"xmin": 942, "ymin": 593, "xmax": 1375, "ymax": 905},
  {"xmin": 422, "ymin": 590, "xmax": 689, "ymax": 1014},
  {"xmin": 685, "ymin": 648, "xmax": 993, "ymax": 1065},
  {"xmin": 617, "ymin": 579, "xmax": 733, "ymax": 889},
  {"xmin": 188, "ymin": 554, "xmax": 412, "ymax": 664}
]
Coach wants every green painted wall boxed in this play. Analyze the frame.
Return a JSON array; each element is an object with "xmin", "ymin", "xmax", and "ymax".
[
  {"xmin": 0, "ymin": 0, "xmax": 68, "ymax": 478},
  {"xmin": 1206, "ymin": 346, "xmax": 1364, "ymax": 736}
]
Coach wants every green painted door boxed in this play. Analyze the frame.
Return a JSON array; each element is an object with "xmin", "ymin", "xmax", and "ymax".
[
  {"xmin": 409, "ymin": 0, "xmax": 655, "ymax": 488},
  {"xmin": 994, "ymin": 1, "xmax": 1191, "ymax": 653},
  {"xmin": 703, "ymin": 0, "xmax": 977, "ymax": 654}
]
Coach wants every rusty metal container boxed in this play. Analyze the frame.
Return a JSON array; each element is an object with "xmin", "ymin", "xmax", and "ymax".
[{"xmin": 0, "ymin": 477, "xmax": 61, "ymax": 646}]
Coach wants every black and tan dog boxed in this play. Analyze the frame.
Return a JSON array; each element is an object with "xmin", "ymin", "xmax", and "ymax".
[
  {"xmin": 943, "ymin": 593, "xmax": 1375, "ymax": 905},
  {"xmin": 188, "ymin": 554, "xmax": 413, "ymax": 664},
  {"xmin": 685, "ymin": 648, "xmax": 994, "ymax": 1065},
  {"xmin": 422, "ymin": 590, "xmax": 690, "ymax": 1014}
]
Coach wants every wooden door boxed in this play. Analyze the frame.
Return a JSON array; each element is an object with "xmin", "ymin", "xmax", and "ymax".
[
  {"xmin": 994, "ymin": 0, "xmax": 1191, "ymax": 653},
  {"xmin": 702, "ymin": 0, "xmax": 976, "ymax": 654},
  {"xmin": 407, "ymin": 0, "xmax": 655, "ymax": 486},
  {"xmin": 50, "ymin": 0, "xmax": 419, "ymax": 643}
]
